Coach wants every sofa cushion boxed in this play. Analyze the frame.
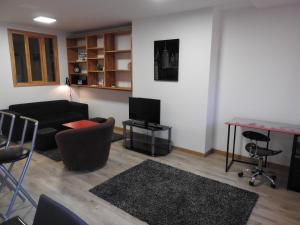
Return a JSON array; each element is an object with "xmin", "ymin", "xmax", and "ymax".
[
  {"xmin": 39, "ymin": 112, "xmax": 85, "ymax": 129},
  {"xmin": 9, "ymin": 100, "xmax": 70, "ymax": 119}
]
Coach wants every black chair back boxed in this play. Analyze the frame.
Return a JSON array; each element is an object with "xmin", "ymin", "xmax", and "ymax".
[{"xmin": 33, "ymin": 195, "xmax": 88, "ymax": 225}]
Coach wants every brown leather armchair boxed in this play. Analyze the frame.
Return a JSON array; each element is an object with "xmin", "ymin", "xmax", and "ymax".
[{"xmin": 55, "ymin": 118, "xmax": 115, "ymax": 171}]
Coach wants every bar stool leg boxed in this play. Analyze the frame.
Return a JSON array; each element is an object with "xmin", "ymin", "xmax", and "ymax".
[
  {"xmin": 0, "ymin": 163, "xmax": 14, "ymax": 192},
  {"xmin": 3, "ymin": 152, "xmax": 37, "ymax": 219},
  {"xmin": 0, "ymin": 163, "xmax": 27, "ymax": 202},
  {"xmin": 0, "ymin": 165, "xmax": 36, "ymax": 206}
]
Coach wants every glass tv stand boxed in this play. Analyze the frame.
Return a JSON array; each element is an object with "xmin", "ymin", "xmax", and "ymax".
[{"xmin": 122, "ymin": 120, "xmax": 172, "ymax": 156}]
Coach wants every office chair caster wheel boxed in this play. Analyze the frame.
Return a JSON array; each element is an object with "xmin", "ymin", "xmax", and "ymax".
[
  {"xmin": 249, "ymin": 180, "xmax": 255, "ymax": 186},
  {"xmin": 238, "ymin": 172, "xmax": 243, "ymax": 177},
  {"xmin": 270, "ymin": 183, "xmax": 276, "ymax": 189}
]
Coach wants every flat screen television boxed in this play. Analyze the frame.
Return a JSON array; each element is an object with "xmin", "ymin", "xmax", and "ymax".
[{"xmin": 129, "ymin": 97, "xmax": 160, "ymax": 125}]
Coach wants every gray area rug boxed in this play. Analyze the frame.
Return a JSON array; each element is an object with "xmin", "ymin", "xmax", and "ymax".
[
  {"xmin": 90, "ymin": 160, "xmax": 258, "ymax": 225},
  {"xmin": 36, "ymin": 132, "xmax": 123, "ymax": 162}
]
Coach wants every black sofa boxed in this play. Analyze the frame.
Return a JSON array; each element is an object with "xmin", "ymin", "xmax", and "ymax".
[{"xmin": 2, "ymin": 100, "xmax": 88, "ymax": 142}]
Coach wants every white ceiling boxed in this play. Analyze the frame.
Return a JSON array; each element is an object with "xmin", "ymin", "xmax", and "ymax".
[{"xmin": 0, "ymin": 0, "xmax": 299, "ymax": 32}]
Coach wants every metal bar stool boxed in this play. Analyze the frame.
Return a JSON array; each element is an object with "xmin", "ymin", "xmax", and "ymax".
[
  {"xmin": 0, "ymin": 111, "xmax": 16, "ymax": 150},
  {"xmin": 0, "ymin": 116, "xmax": 39, "ymax": 220},
  {"xmin": 0, "ymin": 111, "xmax": 24, "ymax": 200}
]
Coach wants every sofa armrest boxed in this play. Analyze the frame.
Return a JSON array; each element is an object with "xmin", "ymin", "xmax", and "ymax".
[{"xmin": 69, "ymin": 101, "xmax": 89, "ymax": 119}]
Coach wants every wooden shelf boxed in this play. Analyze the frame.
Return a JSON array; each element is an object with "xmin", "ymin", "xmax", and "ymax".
[
  {"xmin": 71, "ymin": 84, "xmax": 132, "ymax": 91},
  {"xmin": 88, "ymin": 70, "xmax": 104, "ymax": 73},
  {"xmin": 69, "ymin": 73, "xmax": 88, "ymax": 75},
  {"xmin": 71, "ymin": 84, "xmax": 88, "ymax": 87},
  {"xmin": 67, "ymin": 46, "xmax": 86, "ymax": 49},
  {"xmin": 106, "ymin": 69, "xmax": 131, "ymax": 72},
  {"xmin": 67, "ymin": 28, "xmax": 132, "ymax": 92},
  {"xmin": 68, "ymin": 60, "xmax": 87, "ymax": 63},
  {"xmin": 105, "ymin": 86, "xmax": 132, "ymax": 91},
  {"xmin": 87, "ymin": 47, "xmax": 104, "ymax": 50},
  {"xmin": 105, "ymin": 49, "xmax": 131, "ymax": 53},
  {"xmin": 87, "ymin": 57, "xmax": 104, "ymax": 60}
]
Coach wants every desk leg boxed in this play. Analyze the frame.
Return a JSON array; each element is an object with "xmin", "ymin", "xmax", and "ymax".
[
  {"xmin": 130, "ymin": 126, "xmax": 133, "ymax": 148},
  {"xmin": 288, "ymin": 135, "xmax": 298, "ymax": 189},
  {"xmin": 168, "ymin": 128, "xmax": 172, "ymax": 152},
  {"xmin": 232, "ymin": 126, "xmax": 237, "ymax": 161},
  {"xmin": 122, "ymin": 124, "xmax": 126, "ymax": 147},
  {"xmin": 225, "ymin": 125, "xmax": 231, "ymax": 172},
  {"xmin": 151, "ymin": 131, "xmax": 155, "ymax": 156},
  {"xmin": 264, "ymin": 130, "xmax": 270, "ymax": 167}
]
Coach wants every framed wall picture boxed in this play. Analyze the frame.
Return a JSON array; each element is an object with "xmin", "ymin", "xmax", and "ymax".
[{"xmin": 154, "ymin": 39, "xmax": 179, "ymax": 81}]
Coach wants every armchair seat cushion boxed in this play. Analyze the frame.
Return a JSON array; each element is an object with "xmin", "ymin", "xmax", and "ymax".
[{"xmin": 0, "ymin": 147, "xmax": 30, "ymax": 164}]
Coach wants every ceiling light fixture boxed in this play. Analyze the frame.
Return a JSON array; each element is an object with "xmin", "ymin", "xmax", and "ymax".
[{"xmin": 33, "ymin": 16, "xmax": 56, "ymax": 24}]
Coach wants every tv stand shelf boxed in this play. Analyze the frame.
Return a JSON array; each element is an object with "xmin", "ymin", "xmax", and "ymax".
[{"xmin": 122, "ymin": 120, "xmax": 172, "ymax": 156}]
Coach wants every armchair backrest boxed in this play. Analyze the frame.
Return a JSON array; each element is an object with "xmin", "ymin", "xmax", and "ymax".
[{"xmin": 55, "ymin": 118, "xmax": 115, "ymax": 170}]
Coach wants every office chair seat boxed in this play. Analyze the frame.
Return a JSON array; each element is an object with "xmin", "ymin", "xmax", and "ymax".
[
  {"xmin": 0, "ymin": 135, "xmax": 7, "ymax": 148},
  {"xmin": 243, "ymin": 131, "xmax": 270, "ymax": 142},
  {"xmin": 0, "ymin": 147, "xmax": 30, "ymax": 164},
  {"xmin": 245, "ymin": 143, "xmax": 282, "ymax": 157}
]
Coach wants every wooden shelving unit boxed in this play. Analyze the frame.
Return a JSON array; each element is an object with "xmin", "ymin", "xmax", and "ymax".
[{"xmin": 66, "ymin": 29, "xmax": 132, "ymax": 91}]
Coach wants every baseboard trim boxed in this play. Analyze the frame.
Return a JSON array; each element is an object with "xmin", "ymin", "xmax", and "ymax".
[
  {"xmin": 114, "ymin": 126, "xmax": 123, "ymax": 134},
  {"xmin": 211, "ymin": 148, "xmax": 288, "ymax": 169},
  {"xmin": 113, "ymin": 128, "xmax": 287, "ymax": 168},
  {"xmin": 174, "ymin": 146, "xmax": 206, "ymax": 157}
]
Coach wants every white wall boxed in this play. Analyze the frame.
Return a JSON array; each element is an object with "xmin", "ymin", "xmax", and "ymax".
[
  {"xmin": 205, "ymin": 9, "xmax": 222, "ymax": 152},
  {"xmin": 132, "ymin": 9, "xmax": 214, "ymax": 152},
  {"xmin": 213, "ymin": 4, "xmax": 300, "ymax": 166},
  {"xmin": 79, "ymin": 88, "xmax": 131, "ymax": 127},
  {"xmin": 77, "ymin": 31, "xmax": 132, "ymax": 128},
  {"xmin": 0, "ymin": 23, "xmax": 77, "ymax": 110}
]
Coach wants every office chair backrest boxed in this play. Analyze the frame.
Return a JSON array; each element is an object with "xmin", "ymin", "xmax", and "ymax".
[{"xmin": 33, "ymin": 195, "xmax": 89, "ymax": 225}]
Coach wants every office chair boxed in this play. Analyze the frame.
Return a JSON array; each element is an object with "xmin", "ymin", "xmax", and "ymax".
[
  {"xmin": 32, "ymin": 194, "xmax": 89, "ymax": 225},
  {"xmin": 0, "ymin": 116, "xmax": 39, "ymax": 220},
  {"xmin": 238, "ymin": 131, "xmax": 282, "ymax": 188},
  {"xmin": 0, "ymin": 111, "xmax": 16, "ymax": 150},
  {"xmin": 1, "ymin": 194, "xmax": 89, "ymax": 225}
]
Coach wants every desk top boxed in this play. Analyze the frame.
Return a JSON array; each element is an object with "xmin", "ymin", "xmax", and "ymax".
[{"xmin": 225, "ymin": 117, "xmax": 300, "ymax": 136}]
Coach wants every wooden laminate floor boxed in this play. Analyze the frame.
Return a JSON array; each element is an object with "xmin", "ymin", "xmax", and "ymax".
[{"xmin": 0, "ymin": 140, "xmax": 300, "ymax": 225}]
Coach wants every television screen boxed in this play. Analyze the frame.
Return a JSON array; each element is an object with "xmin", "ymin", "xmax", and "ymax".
[{"xmin": 129, "ymin": 97, "xmax": 160, "ymax": 124}]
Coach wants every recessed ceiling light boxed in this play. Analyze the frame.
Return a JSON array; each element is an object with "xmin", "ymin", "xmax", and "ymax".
[{"xmin": 33, "ymin": 16, "xmax": 56, "ymax": 24}]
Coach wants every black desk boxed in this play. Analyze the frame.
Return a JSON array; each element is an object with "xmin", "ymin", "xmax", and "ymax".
[{"xmin": 122, "ymin": 120, "xmax": 172, "ymax": 156}]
